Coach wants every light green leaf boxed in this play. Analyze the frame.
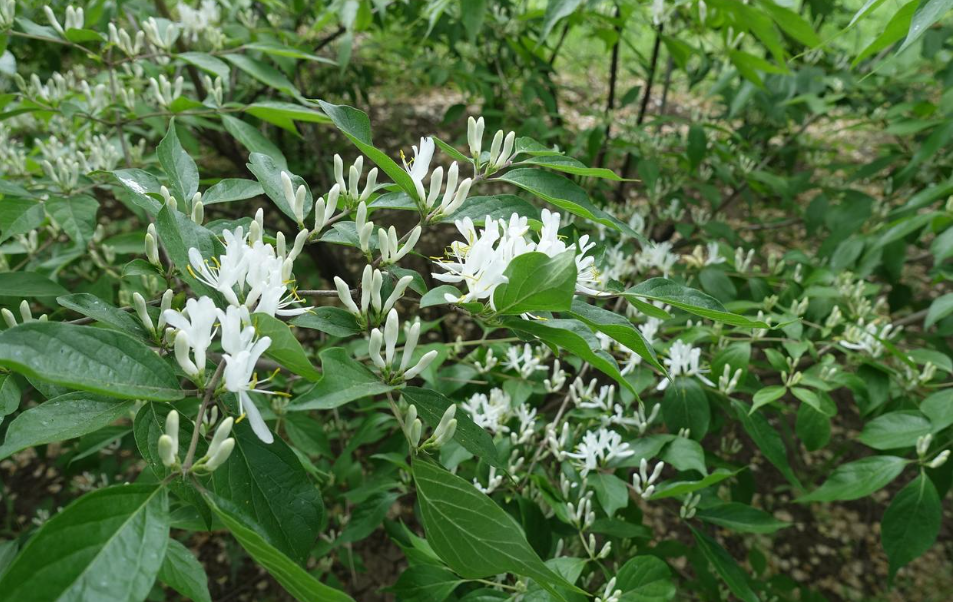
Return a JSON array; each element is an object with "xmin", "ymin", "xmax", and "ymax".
[
  {"xmin": 0, "ymin": 393, "xmax": 133, "ymax": 460},
  {"xmin": 177, "ymin": 51, "xmax": 230, "ymax": 79},
  {"xmin": 387, "ymin": 565, "xmax": 462, "ymax": 602},
  {"xmin": 156, "ymin": 205, "xmax": 226, "ymax": 300},
  {"xmin": 661, "ymin": 437, "xmax": 707, "ymax": 475},
  {"xmin": 224, "ymin": 54, "xmax": 300, "ymax": 96},
  {"xmin": 649, "ymin": 468, "xmax": 740, "ymax": 500},
  {"xmin": 881, "ymin": 473, "xmax": 942, "ymax": 578},
  {"xmin": 57, "ymin": 293, "xmax": 147, "ymax": 337},
  {"xmin": 616, "ymin": 555, "xmax": 675, "ymax": 602},
  {"xmin": 106, "ymin": 168, "xmax": 163, "ymax": 214},
  {"xmin": 413, "ymin": 459, "xmax": 584, "ymax": 600},
  {"xmin": 591, "ymin": 472, "xmax": 629, "ymax": 517},
  {"xmin": 520, "ymin": 155, "xmax": 627, "ymax": 180},
  {"xmin": 317, "ymin": 101, "xmax": 420, "ymax": 200},
  {"xmin": 0, "ymin": 322, "xmax": 182, "ymax": 401},
  {"xmin": 253, "ymin": 313, "xmax": 321, "ymax": 380},
  {"xmin": 0, "ymin": 484, "xmax": 169, "ymax": 602},
  {"xmin": 858, "ymin": 411, "xmax": 933, "ymax": 450},
  {"xmin": 291, "ymin": 347, "xmax": 396, "ymax": 410},
  {"xmin": 402, "ymin": 386, "xmax": 502, "ymax": 468},
  {"xmin": 899, "ymin": 0, "xmax": 950, "ymax": 52},
  {"xmin": 202, "ymin": 179, "xmax": 264, "ymax": 205},
  {"xmin": 732, "ymin": 400, "xmax": 802, "ymax": 489},
  {"xmin": 624, "ymin": 278, "xmax": 768, "ymax": 328},
  {"xmin": 158, "ymin": 119, "xmax": 199, "ymax": 205},
  {"xmin": 46, "ymin": 195, "xmax": 98, "ymax": 245},
  {"xmin": 567, "ymin": 298, "xmax": 667, "ymax": 376},
  {"xmin": 798, "ymin": 456, "xmax": 908, "ymax": 503},
  {"xmin": 751, "ymin": 385, "xmax": 786, "ymax": 413},
  {"xmin": 222, "ymin": 115, "xmax": 288, "ymax": 169},
  {"xmin": 493, "ymin": 250, "xmax": 577, "ymax": 315},
  {"xmin": 158, "ymin": 539, "xmax": 212, "ymax": 602},
  {"xmin": 695, "ymin": 502, "xmax": 790, "ymax": 534},
  {"xmin": 502, "ymin": 317, "xmax": 636, "ymax": 396},
  {"xmin": 291, "ymin": 307, "xmax": 362, "ymax": 337},
  {"xmin": 662, "ymin": 378, "xmax": 709, "ymax": 440},
  {"xmin": 0, "ymin": 198, "xmax": 45, "ymax": 244},
  {"xmin": 495, "ymin": 168, "xmax": 640, "ymax": 239},
  {"xmin": 921, "ymin": 389, "xmax": 953, "ymax": 432},
  {"xmin": 0, "ymin": 272, "xmax": 68, "ymax": 298},
  {"xmin": 438, "ymin": 195, "xmax": 542, "ymax": 228}
]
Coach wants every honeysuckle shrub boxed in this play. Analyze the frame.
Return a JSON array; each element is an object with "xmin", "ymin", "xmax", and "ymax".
[{"xmin": 0, "ymin": 1, "xmax": 951, "ymax": 601}]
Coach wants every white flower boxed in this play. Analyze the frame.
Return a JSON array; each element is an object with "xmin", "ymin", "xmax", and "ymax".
[
  {"xmin": 367, "ymin": 309, "xmax": 438, "ymax": 381},
  {"xmin": 281, "ymin": 171, "xmax": 307, "ymax": 225},
  {"xmin": 657, "ymin": 340, "xmax": 714, "ymax": 390},
  {"xmin": 164, "ymin": 296, "xmax": 218, "ymax": 377},
  {"xmin": 565, "ymin": 427, "xmax": 634, "ymax": 477},
  {"xmin": 840, "ymin": 319, "xmax": 898, "ymax": 358},
  {"xmin": 222, "ymin": 336, "xmax": 274, "ymax": 444},
  {"xmin": 503, "ymin": 344, "xmax": 547, "ymax": 378},
  {"xmin": 177, "ymin": 0, "xmax": 220, "ymax": 43},
  {"xmin": 188, "ymin": 227, "xmax": 250, "ymax": 306},
  {"xmin": 462, "ymin": 388, "xmax": 512, "ymax": 434},
  {"xmin": 467, "ymin": 116, "xmax": 485, "ymax": 158},
  {"xmin": 404, "ymin": 136, "xmax": 435, "ymax": 186}
]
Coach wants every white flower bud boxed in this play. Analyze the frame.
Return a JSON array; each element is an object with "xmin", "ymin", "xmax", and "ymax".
[
  {"xmin": 133, "ymin": 292, "xmax": 154, "ymax": 334},
  {"xmin": 174, "ymin": 330, "xmax": 199, "ymax": 376},
  {"xmin": 1, "ymin": 308, "xmax": 17, "ymax": 328},
  {"xmin": 409, "ymin": 418, "xmax": 423, "ymax": 447},
  {"xmin": 400, "ymin": 319, "xmax": 421, "ymax": 371},
  {"xmin": 19, "ymin": 300, "xmax": 32, "ymax": 322},
  {"xmin": 495, "ymin": 131, "xmax": 515, "ymax": 168},
  {"xmin": 334, "ymin": 154, "xmax": 345, "ymax": 191},
  {"xmin": 334, "ymin": 276, "xmax": 360, "ymax": 316},
  {"xmin": 207, "ymin": 416, "xmax": 234, "ymax": 458},
  {"xmin": 368, "ymin": 328, "xmax": 385, "ymax": 369},
  {"xmin": 203, "ymin": 437, "xmax": 235, "ymax": 470},
  {"xmin": 158, "ymin": 434, "xmax": 178, "ymax": 467},
  {"xmin": 145, "ymin": 232, "xmax": 160, "ymax": 266},
  {"xmin": 190, "ymin": 200, "xmax": 204, "ymax": 224},
  {"xmin": 383, "ymin": 275, "xmax": 413, "ymax": 314},
  {"xmin": 403, "ymin": 349, "xmax": 438, "ymax": 380},
  {"xmin": 360, "ymin": 168, "xmax": 378, "ymax": 203},
  {"xmin": 370, "ymin": 269, "xmax": 383, "ymax": 314},
  {"xmin": 157, "ymin": 289, "xmax": 174, "ymax": 330},
  {"xmin": 487, "ymin": 130, "xmax": 503, "ymax": 167},
  {"xmin": 384, "ymin": 309, "xmax": 399, "ymax": 365},
  {"xmin": 434, "ymin": 419, "xmax": 457, "ymax": 447}
]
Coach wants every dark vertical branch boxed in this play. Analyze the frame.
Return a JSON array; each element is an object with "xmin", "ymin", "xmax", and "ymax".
[
  {"xmin": 615, "ymin": 24, "xmax": 663, "ymax": 202},
  {"xmin": 594, "ymin": 4, "xmax": 623, "ymax": 168},
  {"xmin": 656, "ymin": 55, "xmax": 674, "ymax": 132}
]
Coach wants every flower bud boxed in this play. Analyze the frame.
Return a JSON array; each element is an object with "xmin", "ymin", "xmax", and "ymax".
[
  {"xmin": 409, "ymin": 418, "xmax": 423, "ymax": 447},
  {"xmin": 368, "ymin": 328, "xmax": 385, "ymax": 369},
  {"xmin": 433, "ymin": 419, "xmax": 457, "ymax": 447},
  {"xmin": 434, "ymin": 404, "xmax": 456, "ymax": 440},
  {"xmin": 488, "ymin": 130, "xmax": 503, "ymax": 167},
  {"xmin": 145, "ymin": 232, "xmax": 160, "ymax": 266},
  {"xmin": 1, "ymin": 308, "xmax": 16, "ymax": 328},
  {"xmin": 208, "ymin": 416, "xmax": 234, "ymax": 457},
  {"xmin": 334, "ymin": 276, "xmax": 360, "ymax": 316},
  {"xmin": 203, "ymin": 437, "xmax": 235, "ymax": 470},
  {"xmin": 191, "ymin": 200, "xmax": 204, "ymax": 224},
  {"xmin": 133, "ymin": 292, "xmax": 154, "ymax": 334},
  {"xmin": 384, "ymin": 309, "xmax": 399, "ymax": 365},
  {"xmin": 174, "ymin": 330, "xmax": 199, "ymax": 376},
  {"xmin": 406, "ymin": 404, "xmax": 417, "ymax": 426},
  {"xmin": 158, "ymin": 434, "xmax": 178, "ymax": 467},
  {"xmin": 403, "ymin": 349, "xmax": 438, "ymax": 380},
  {"xmin": 19, "ymin": 300, "xmax": 32, "ymax": 322}
]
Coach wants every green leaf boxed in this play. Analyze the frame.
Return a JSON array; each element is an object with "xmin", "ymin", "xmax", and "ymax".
[
  {"xmin": 158, "ymin": 119, "xmax": 199, "ymax": 205},
  {"xmin": 661, "ymin": 436, "xmax": 707, "ymax": 475},
  {"xmin": 502, "ymin": 317, "xmax": 636, "ymax": 397},
  {"xmin": 0, "ymin": 393, "xmax": 133, "ymax": 460},
  {"xmin": 224, "ymin": 54, "xmax": 300, "ymax": 96},
  {"xmin": 158, "ymin": 539, "xmax": 212, "ymax": 602},
  {"xmin": 222, "ymin": 115, "xmax": 288, "ymax": 169},
  {"xmin": 662, "ymin": 378, "xmax": 709, "ymax": 440},
  {"xmin": 244, "ymin": 42, "xmax": 337, "ymax": 64},
  {"xmin": 57, "ymin": 293, "xmax": 147, "ymax": 337},
  {"xmin": 757, "ymin": 0, "xmax": 821, "ymax": 46},
  {"xmin": 521, "ymin": 155, "xmax": 627, "ymax": 180},
  {"xmin": 177, "ymin": 51, "xmax": 230, "ymax": 79},
  {"xmin": 402, "ymin": 386, "xmax": 502, "ymax": 468},
  {"xmin": 0, "ymin": 322, "xmax": 182, "ymax": 400},
  {"xmin": 687, "ymin": 125, "xmax": 706, "ymax": 170},
  {"xmin": 695, "ymin": 502, "xmax": 790, "ymax": 534},
  {"xmin": 750, "ymin": 385, "xmax": 786, "ymax": 413},
  {"xmin": 437, "ymin": 194, "xmax": 542, "ymax": 227},
  {"xmin": 0, "ymin": 198, "xmax": 45, "ymax": 244},
  {"xmin": 732, "ymin": 400, "xmax": 802, "ymax": 489},
  {"xmin": 0, "ymin": 484, "xmax": 169, "ymax": 602},
  {"xmin": 203, "ymin": 491, "xmax": 355, "ymax": 602},
  {"xmin": 246, "ymin": 101, "xmax": 331, "ymax": 132},
  {"xmin": 388, "ymin": 565, "xmax": 462, "ymax": 602},
  {"xmin": 46, "ymin": 195, "xmax": 98, "ymax": 245},
  {"xmin": 881, "ymin": 473, "xmax": 942, "ymax": 578},
  {"xmin": 853, "ymin": 0, "xmax": 919, "ymax": 66},
  {"xmin": 202, "ymin": 178, "xmax": 264, "ymax": 205},
  {"xmin": 495, "ymin": 168, "xmax": 640, "ymax": 239},
  {"xmin": 156, "ymin": 204, "xmax": 226, "ymax": 299},
  {"xmin": 795, "ymin": 403, "xmax": 831, "ymax": 452},
  {"xmin": 899, "ymin": 0, "xmax": 950, "ymax": 52},
  {"xmin": 291, "ymin": 347, "xmax": 397, "ymax": 410},
  {"xmin": 925, "ymin": 293, "xmax": 952, "ymax": 327},
  {"xmin": 246, "ymin": 152, "xmax": 312, "ymax": 222},
  {"xmin": 338, "ymin": 491, "xmax": 400, "ymax": 543},
  {"xmin": 0, "ymin": 272, "xmax": 68, "ymax": 298},
  {"xmin": 798, "ymin": 456, "xmax": 908, "ymax": 503},
  {"xmin": 291, "ymin": 307, "xmax": 362, "ymax": 337},
  {"xmin": 253, "ymin": 313, "xmax": 321, "ymax": 380},
  {"xmin": 649, "ymin": 468, "xmax": 740, "ymax": 500},
  {"xmin": 106, "ymin": 168, "xmax": 163, "ymax": 214},
  {"xmin": 420, "ymin": 285, "xmax": 462, "ymax": 308},
  {"xmin": 567, "ymin": 298, "xmax": 667, "ymax": 376},
  {"xmin": 0, "ymin": 374, "xmax": 21, "ymax": 426},
  {"xmin": 616, "ymin": 555, "xmax": 676, "ymax": 602},
  {"xmin": 540, "ymin": 0, "xmax": 583, "ymax": 40},
  {"xmin": 591, "ymin": 472, "xmax": 629, "ymax": 517},
  {"xmin": 858, "ymin": 411, "xmax": 933, "ymax": 450},
  {"xmin": 213, "ymin": 419, "xmax": 324, "ymax": 564},
  {"xmin": 921, "ymin": 389, "xmax": 953, "ymax": 432},
  {"xmin": 316, "ymin": 101, "xmax": 419, "ymax": 200},
  {"xmin": 493, "ymin": 250, "xmax": 577, "ymax": 315},
  {"xmin": 412, "ymin": 459, "xmax": 584, "ymax": 599},
  {"xmin": 690, "ymin": 527, "xmax": 759, "ymax": 602},
  {"xmin": 624, "ymin": 278, "xmax": 768, "ymax": 328}
]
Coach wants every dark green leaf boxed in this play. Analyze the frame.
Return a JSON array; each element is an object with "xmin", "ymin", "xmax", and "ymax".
[
  {"xmin": 202, "ymin": 178, "xmax": 264, "ymax": 205},
  {"xmin": 662, "ymin": 378, "xmax": 709, "ymax": 440},
  {"xmin": 46, "ymin": 195, "xmax": 98, "ymax": 245},
  {"xmin": 798, "ymin": 456, "xmax": 908, "ymax": 503},
  {"xmin": 0, "ymin": 322, "xmax": 182, "ymax": 400},
  {"xmin": 691, "ymin": 527, "xmax": 759, "ymax": 602},
  {"xmin": 881, "ymin": 473, "xmax": 942, "ymax": 577},
  {"xmin": 0, "ymin": 272, "xmax": 68, "ymax": 298},
  {"xmin": 291, "ymin": 347, "xmax": 397, "ymax": 410},
  {"xmin": 159, "ymin": 539, "xmax": 212, "ymax": 602},
  {"xmin": 858, "ymin": 411, "xmax": 932, "ymax": 450},
  {"xmin": 158, "ymin": 119, "xmax": 199, "ymax": 205},
  {"xmin": 291, "ymin": 307, "xmax": 362, "ymax": 337},
  {"xmin": 253, "ymin": 313, "xmax": 321, "ymax": 380},
  {"xmin": 493, "ymin": 250, "xmax": 577, "ymax": 315},
  {"xmin": 403, "ymin": 386, "xmax": 502, "ymax": 468},
  {"xmin": 567, "ymin": 298, "xmax": 667, "ymax": 376},
  {"xmin": 624, "ymin": 278, "xmax": 768, "ymax": 328},
  {"xmin": 616, "ymin": 555, "xmax": 675, "ymax": 602},
  {"xmin": 57, "ymin": 293, "xmax": 147, "ymax": 337},
  {"xmin": 695, "ymin": 502, "xmax": 790, "ymax": 534}
]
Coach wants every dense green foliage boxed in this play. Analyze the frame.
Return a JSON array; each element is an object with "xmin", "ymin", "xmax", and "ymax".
[{"xmin": 0, "ymin": 1, "xmax": 950, "ymax": 601}]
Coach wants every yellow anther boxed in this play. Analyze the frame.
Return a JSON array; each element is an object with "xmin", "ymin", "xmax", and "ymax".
[{"xmin": 235, "ymin": 413, "xmax": 247, "ymax": 424}]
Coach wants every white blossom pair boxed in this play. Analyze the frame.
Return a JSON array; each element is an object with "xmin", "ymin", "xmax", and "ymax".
[
  {"xmin": 467, "ymin": 117, "xmax": 516, "ymax": 174},
  {"xmin": 657, "ymin": 340, "xmax": 714, "ymax": 391},
  {"xmin": 334, "ymin": 154, "xmax": 378, "ymax": 208}
]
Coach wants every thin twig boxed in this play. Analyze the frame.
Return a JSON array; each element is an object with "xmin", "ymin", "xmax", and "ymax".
[{"xmin": 182, "ymin": 361, "xmax": 226, "ymax": 472}]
